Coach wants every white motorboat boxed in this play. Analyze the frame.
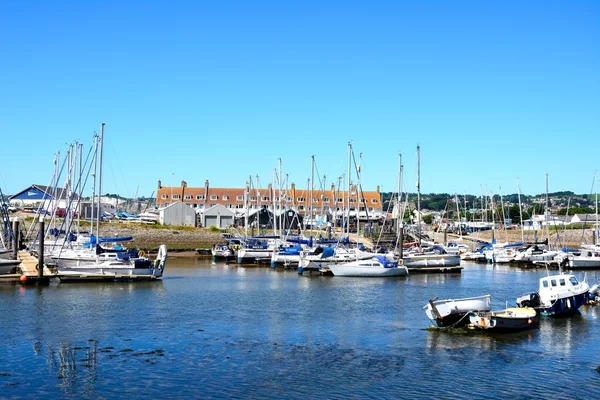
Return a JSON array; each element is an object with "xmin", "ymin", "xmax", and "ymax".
[
  {"xmin": 516, "ymin": 273, "xmax": 589, "ymax": 317},
  {"xmin": 327, "ymin": 255, "xmax": 408, "ymax": 277},
  {"xmin": 424, "ymin": 294, "xmax": 492, "ymax": 328}
]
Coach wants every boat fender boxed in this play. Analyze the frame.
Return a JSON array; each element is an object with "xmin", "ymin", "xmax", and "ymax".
[
  {"xmin": 234, "ymin": 244, "xmax": 241, "ymax": 250},
  {"xmin": 138, "ymin": 250, "xmax": 146, "ymax": 258},
  {"xmin": 480, "ymin": 318, "xmax": 486, "ymax": 327}
]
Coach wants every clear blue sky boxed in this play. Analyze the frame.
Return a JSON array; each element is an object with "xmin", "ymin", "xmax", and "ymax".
[{"xmin": 1, "ymin": 1, "xmax": 598, "ymax": 199}]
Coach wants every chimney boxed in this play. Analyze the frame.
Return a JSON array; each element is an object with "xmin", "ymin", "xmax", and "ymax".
[
  {"xmin": 181, "ymin": 180, "xmax": 187, "ymax": 202},
  {"xmin": 376, "ymin": 185, "xmax": 380, "ymax": 193},
  {"xmin": 158, "ymin": 180, "xmax": 162, "ymax": 190}
]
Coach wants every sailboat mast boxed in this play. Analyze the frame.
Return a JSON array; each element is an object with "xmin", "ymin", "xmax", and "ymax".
[
  {"xmin": 95, "ymin": 122, "xmax": 104, "ymax": 243},
  {"xmin": 595, "ymin": 171, "xmax": 598, "ymax": 246},
  {"xmin": 347, "ymin": 142, "xmax": 351, "ymax": 238},
  {"xmin": 545, "ymin": 174, "xmax": 551, "ymax": 245},
  {"xmin": 517, "ymin": 178, "xmax": 524, "ymax": 243},
  {"xmin": 455, "ymin": 193, "xmax": 462, "ymax": 240},
  {"xmin": 90, "ymin": 134, "xmax": 98, "ymax": 248},
  {"xmin": 310, "ymin": 155, "xmax": 314, "ymax": 235},
  {"xmin": 272, "ymin": 168, "xmax": 277, "ymax": 236},
  {"xmin": 417, "ymin": 145, "xmax": 421, "ymax": 247}
]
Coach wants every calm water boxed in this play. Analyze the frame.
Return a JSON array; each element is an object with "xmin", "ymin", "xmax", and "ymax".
[{"xmin": 1, "ymin": 259, "xmax": 599, "ymax": 399}]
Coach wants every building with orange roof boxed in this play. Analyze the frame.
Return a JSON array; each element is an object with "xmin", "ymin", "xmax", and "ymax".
[{"xmin": 155, "ymin": 179, "xmax": 384, "ymax": 224}]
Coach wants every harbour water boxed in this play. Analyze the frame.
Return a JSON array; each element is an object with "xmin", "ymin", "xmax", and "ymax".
[{"xmin": 1, "ymin": 259, "xmax": 599, "ymax": 399}]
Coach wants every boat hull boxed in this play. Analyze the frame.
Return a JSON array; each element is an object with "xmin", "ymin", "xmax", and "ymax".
[
  {"xmin": 469, "ymin": 308, "xmax": 538, "ymax": 332},
  {"xmin": 424, "ymin": 295, "xmax": 492, "ymax": 328},
  {"xmin": 403, "ymin": 254, "xmax": 461, "ymax": 268},
  {"xmin": 327, "ymin": 264, "xmax": 408, "ymax": 277}
]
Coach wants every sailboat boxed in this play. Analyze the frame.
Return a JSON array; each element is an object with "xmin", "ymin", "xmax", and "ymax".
[
  {"xmin": 324, "ymin": 143, "xmax": 407, "ymax": 277},
  {"xmin": 51, "ymin": 123, "xmax": 168, "ymax": 279},
  {"xmin": 402, "ymin": 145, "xmax": 460, "ymax": 269}
]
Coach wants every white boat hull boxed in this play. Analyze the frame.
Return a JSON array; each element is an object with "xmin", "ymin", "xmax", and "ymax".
[
  {"xmin": 424, "ymin": 295, "xmax": 492, "ymax": 327},
  {"xmin": 328, "ymin": 264, "xmax": 408, "ymax": 277},
  {"xmin": 403, "ymin": 254, "xmax": 461, "ymax": 268}
]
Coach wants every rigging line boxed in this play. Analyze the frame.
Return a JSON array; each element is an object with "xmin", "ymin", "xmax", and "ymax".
[
  {"xmin": 56, "ymin": 142, "xmax": 95, "ymax": 254},
  {"xmin": 109, "ymin": 142, "xmax": 132, "ymax": 200}
]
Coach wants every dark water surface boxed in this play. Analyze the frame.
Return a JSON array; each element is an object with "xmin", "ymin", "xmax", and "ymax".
[{"xmin": 1, "ymin": 259, "xmax": 599, "ymax": 399}]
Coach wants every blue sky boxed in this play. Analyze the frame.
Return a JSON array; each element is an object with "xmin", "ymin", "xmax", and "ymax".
[{"xmin": 1, "ymin": 1, "xmax": 598, "ymax": 199}]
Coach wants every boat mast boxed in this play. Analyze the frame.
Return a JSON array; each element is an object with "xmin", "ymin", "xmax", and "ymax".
[
  {"xmin": 272, "ymin": 167, "xmax": 277, "ymax": 236},
  {"xmin": 347, "ymin": 142, "xmax": 351, "ymax": 238},
  {"xmin": 244, "ymin": 180, "xmax": 249, "ymax": 239},
  {"xmin": 310, "ymin": 155, "xmax": 315, "ymax": 236},
  {"xmin": 499, "ymin": 187, "xmax": 507, "ymax": 242},
  {"xmin": 592, "ymin": 171, "xmax": 598, "ymax": 244},
  {"xmin": 417, "ymin": 144, "xmax": 421, "ymax": 247},
  {"xmin": 95, "ymin": 122, "xmax": 104, "ymax": 244},
  {"xmin": 545, "ymin": 174, "xmax": 551, "ymax": 246},
  {"xmin": 517, "ymin": 178, "xmax": 524, "ymax": 243},
  {"xmin": 90, "ymin": 133, "xmax": 98, "ymax": 248},
  {"xmin": 455, "ymin": 193, "xmax": 462, "ymax": 240}
]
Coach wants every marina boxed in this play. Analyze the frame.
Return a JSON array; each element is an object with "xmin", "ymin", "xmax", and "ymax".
[{"xmin": 1, "ymin": 258, "xmax": 600, "ymax": 398}]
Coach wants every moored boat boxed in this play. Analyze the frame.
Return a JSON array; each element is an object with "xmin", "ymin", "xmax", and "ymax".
[
  {"xmin": 327, "ymin": 255, "xmax": 408, "ymax": 277},
  {"xmin": 468, "ymin": 307, "xmax": 538, "ymax": 332},
  {"xmin": 516, "ymin": 273, "xmax": 589, "ymax": 317},
  {"xmin": 424, "ymin": 294, "xmax": 492, "ymax": 328}
]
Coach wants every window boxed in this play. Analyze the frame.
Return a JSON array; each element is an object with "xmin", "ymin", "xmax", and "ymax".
[
  {"xmin": 250, "ymin": 196, "xmax": 257, "ymax": 201},
  {"xmin": 570, "ymin": 277, "xmax": 579, "ymax": 286},
  {"xmin": 286, "ymin": 196, "xmax": 292, "ymax": 202},
  {"xmin": 349, "ymin": 199, "xmax": 355, "ymax": 203},
  {"xmin": 323, "ymin": 197, "xmax": 330, "ymax": 203},
  {"xmin": 371, "ymin": 199, "xmax": 378, "ymax": 204},
  {"xmin": 297, "ymin": 197, "xmax": 305, "ymax": 202},
  {"xmin": 360, "ymin": 198, "xmax": 366, "ymax": 203},
  {"xmin": 262, "ymin": 196, "xmax": 269, "ymax": 202},
  {"xmin": 542, "ymin": 280, "xmax": 549, "ymax": 288},
  {"xmin": 559, "ymin": 279, "xmax": 566, "ymax": 286},
  {"xmin": 161, "ymin": 194, "xmax": 168, "ymax": 199},
  {"xmin": 196, "ymin": 195, "xmax": 204, "ymax": 200},
  {"xmin": 237, "ymin": 195, "xmax": 244, "ymax": 201},
  {"xmin": 210, "ymin": 195, "xmax": 218, "ymax": 200},
  {"xmin": 173, "ymin": 194, "xmax": 180, "ymax": 199},
  {"xmin": 223, "ymin": 195, "xmax": 229, "ymax": 200},
  {"xmin": 337, "ymin": 198, "xmax": 343, "ymax": 203},
  {"xmin": 184, "ymin": 195, "xmax": 192, "ymax": 200},
  {"xmin": 312, "ymin": 197, "xmax": 319, "ymax": 203},
  {"xmin": 551, "ymin": 279, "xmax": 557, "ymax": 287}
]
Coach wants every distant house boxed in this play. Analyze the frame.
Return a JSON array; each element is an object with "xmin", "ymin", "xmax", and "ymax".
[
  {"xmin": 159, "ymin": 202, "xmax": 196, "ymax": 227},
  {"xmin": 570, "ymin": 214, "xmax": 599, "ymax": 226},
  {"xmin": 9, "ymin": 184, "xmax": 80, "ymax": 211}
]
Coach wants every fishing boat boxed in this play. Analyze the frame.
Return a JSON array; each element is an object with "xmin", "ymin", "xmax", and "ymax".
[
  {"xmin": 468, "ymin": 307, "xmax": 538, "ymax": 332},
  {"xmin": 327, "ymin": 255, "xmax": 408, "ymax": 277},
  {"xmin": 516, "ymin": 273, "xmax": 590, "ymax": 317},
  {"xmin": 424, "ymin": 294, "xmax": 492, "ymax": 328}
]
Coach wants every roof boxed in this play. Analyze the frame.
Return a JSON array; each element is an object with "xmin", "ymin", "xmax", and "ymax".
[{"xmin": 9, "ymin": 184, "xmax": 80, "ymax": 201}]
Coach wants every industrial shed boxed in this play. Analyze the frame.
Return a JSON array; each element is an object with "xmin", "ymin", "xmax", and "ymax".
[
  {"xmin": 159, "ymin": 202, "xmax": 196, "ymax": 227},
  {"xmin": 202, "ymin": 204, "xmax": 235, "ymax": 229}
]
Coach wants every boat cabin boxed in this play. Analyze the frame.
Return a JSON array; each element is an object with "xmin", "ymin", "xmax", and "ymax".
[{"xmin": 538, "ymin": 274, "xmax": 584, "ymax": 303}]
